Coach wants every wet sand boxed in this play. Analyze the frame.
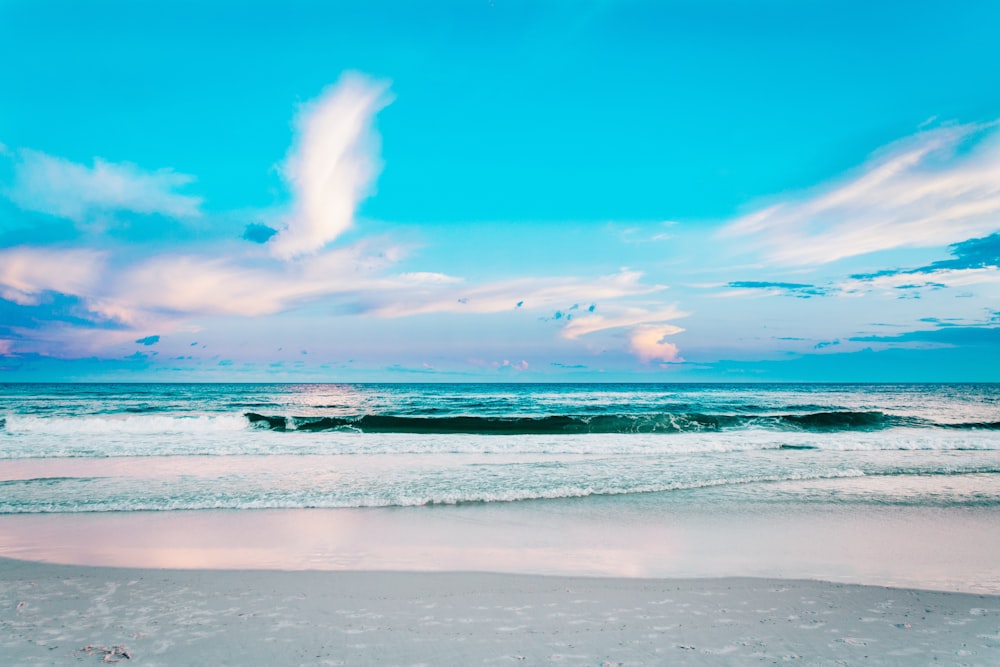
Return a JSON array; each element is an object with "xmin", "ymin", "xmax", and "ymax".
[{"xmin": 1, "ymin": 501, "xmax": 998, "ymax": 593}]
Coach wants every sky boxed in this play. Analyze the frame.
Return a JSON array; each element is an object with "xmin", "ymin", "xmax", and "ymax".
[{"xmin": 1, "ymin": 0, "xmax": 999, "ymax": 382}]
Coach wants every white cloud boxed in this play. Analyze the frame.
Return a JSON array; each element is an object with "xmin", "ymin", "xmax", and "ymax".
[
  {"xmin": 0, "ymin": 339, "xmax": 13, "ymax": 356},
  {"xmin": 720, "ymin": 122, "xmax": 1000, "ymax": 265},
  {"xmin": 468, "ymin": 358, "xmax": 531, "ymax": 371},
  {"xmin": 0, "ymin": 246, "xmax": 106, "ymax": 305},
  {"xmin": 0, "ymin": 236, "xmax": 667, "ymax": 352},
  {"xmin": 629, "ymin": 324, "xmax": 683, "ymax": 363},
  {"xmin": 839, "ymin": 267, "xmax": 1000, "ymax": 295},
  {"xmin": 395, "ymin": 272, "xmax": 463, "ymax": 285},
  {"xmin": 561, "ymin": 305, "xmax": 687, "ymax": 364},
  {"xmin": 6, "ymin": 324, "xmax": 147, "ymax": 358},
  {"xmin": 7, "ymin": 240, "xmax": 679, "ymax": 367},
  {"xmin": 4, "ymin": 149, "xmax": 202, "ymax": 222},
  {"xmin": 365, "ymin": 270, "xmax": 662, "ymax": 318},
  {"xmin": 268, "ymin": 73, "xmax": 393, "ymax": 260},
  {"xmin": 0, "ymin": 74, "xmax": 687, "ymax": 369},
  {"xmin": 88, "ymin": 243, "xmax": 396, "ymax": 325},
  {"xmin": 0, "ymin": 240, "xmax": 686, "ymax": 367},
  {"xmin": 561, "ymin": 305, "xmax": 686, "ymax": 339}
]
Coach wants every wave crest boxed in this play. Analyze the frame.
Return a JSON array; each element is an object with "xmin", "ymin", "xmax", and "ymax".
[{"xmin": 243, "ymin": 410, "xmax": 958, "ymax": 434}]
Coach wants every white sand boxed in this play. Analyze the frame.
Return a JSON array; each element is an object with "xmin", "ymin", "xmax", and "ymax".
[
  {"xmin": 2, "ymin": 503, "xmax": 998, "ymax": 664},
  {"xmin": 2, "ymin": 557, "xmax": 999, "ymax": 666}
]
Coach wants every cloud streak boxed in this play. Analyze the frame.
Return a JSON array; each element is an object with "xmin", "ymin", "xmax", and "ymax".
[
  {"xmin": 839, "ymin": 267, "xmax": 1000, "ymax": 295},
  {"xmin": 0, "ymin": 246, "xmax": 106, "ymax": 305},
  {"xmin": 3, "ymin": 149, "xmax": 202, "ymax": 222},
  {"xmin": 561, "ymin": 305, "xmax": 687, "ymax": 364},
  {"xmin": 721, "ymin": 122, "xmax": 1000, "ymax": 265},
  {"xmin": 722, "ymin": 281, "xmax": 831, "ymax": 298},
  {"xmin": 842, "ymin": 232, "xmax": 1000, "ymax": 295},
  {"xmin": 365, "ymin": 270, "xmax": 662, "ymax": 318},
  {"xmin": 268, "ymin": 73, "xmax": 393, "ymax": 260},
  {"xmin": 560, "ymin": 305, "xmax": 685, "ymax": 339},
  {"xmin": 86, "ymin": 242, "xmax": 397, "ymax": 326}
]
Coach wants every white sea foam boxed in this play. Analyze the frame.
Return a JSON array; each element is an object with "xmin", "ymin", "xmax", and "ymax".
[
  {"xmin": 1, "ymin": 384, "xmax": 997, "ymax": 516},
  {"xmin": 1, "ymin": 422, "xmax": 998, "ymax": 460},
  {"xmin": 0, "ymin": 468, "xmax": 871, "ymax": 513},
  {"xmin": 1, "ymin": 414, "xmax": 249, "ymax": 435}
]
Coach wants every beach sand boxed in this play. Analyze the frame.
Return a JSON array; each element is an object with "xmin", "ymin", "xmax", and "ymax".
[
  {"xmin": 2, "ymin": 557, "xmax": 999, "ymax": 665},
  {"xmin": 2, "ymin": 501, "xmax": 999, "ymax": 665}
]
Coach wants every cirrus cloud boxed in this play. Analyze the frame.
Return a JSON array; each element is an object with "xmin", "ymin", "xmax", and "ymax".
[
  {"xmin": 560, "ymin": 305, "xmax": 686, "ymax": 340},
  {"xmin": 721, "ymin": 121, "xmax": 1000, "ymax": 265},
  {"xmin": 0, "ymin": 246, "xmax": 106, "ymax": 306},
  {"xmin": 3, "ymin": 149, "xmax": 202, "ymax": 222}
]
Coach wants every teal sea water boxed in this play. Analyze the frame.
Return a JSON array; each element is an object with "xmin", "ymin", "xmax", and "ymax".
[{"xmin": 1, "ymin": 383, "xmax": 998, "ymax": 514}]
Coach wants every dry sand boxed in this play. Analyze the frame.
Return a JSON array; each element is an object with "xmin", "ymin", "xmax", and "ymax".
[{"xmin": 2, "ymin": 557, "xmax": 999, "ymax": 666}]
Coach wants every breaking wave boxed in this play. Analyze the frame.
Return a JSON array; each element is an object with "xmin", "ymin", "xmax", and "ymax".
[{"xmin": 243, "ymin": 411, "xmax": 999, "ymax": 435}]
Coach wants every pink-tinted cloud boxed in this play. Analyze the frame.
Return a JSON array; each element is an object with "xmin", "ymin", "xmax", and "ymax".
[
  {"xmin": 88, "ymin": 242, "xmax": 396, "ymax": 325},
  {"xmin": 561, "ymin": 305, "xmax": 686, "ymax": 340},
  {"xmin": 268, "ymin": 73, "xmax": 393, "ymax": 260},
  {"xmin": 629, "ymin": 324, "xmax": 683, "ymax": 363},
  {"xmin": 5, "ymin": 324, "xmax": 151, "ymax": 359},
  {"xmin": 0, "ymin": 246, "xmax": 106, "ymax": 305},
  {"xmin": 721, "ymin": 122, "xmax": 1000, "ymax": 265}
]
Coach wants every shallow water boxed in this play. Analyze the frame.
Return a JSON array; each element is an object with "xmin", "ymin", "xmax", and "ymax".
[
  {"xmin": 1, "ymin": 383, "xmax": 998, "ymax": 590},
  {"xmin": 1, "ymin": 383, "xmax": 998, "ymax": 511}
]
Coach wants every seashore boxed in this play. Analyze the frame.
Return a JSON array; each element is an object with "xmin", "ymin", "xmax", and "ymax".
[
  {"xmin": 2, "ymin": 503, "xmax": 1000, "ymax": 665},
  {"xmin": 2, "ymin": 557, "xmax": 999, "ymax": 665}
]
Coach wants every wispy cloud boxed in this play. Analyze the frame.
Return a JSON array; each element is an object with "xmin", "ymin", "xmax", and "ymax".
[
  {"xmin": 88, "ymin": 242, "xmax": 396, "ymax": 325},
  {"xmin": 721, "ymin": 122, "xmax": 1000, "ymax": 265},
  {"xmin": 467, "ymin": 358, "xmax": 530, "ymax": 372},
  {"xmin": 561, "ymin": 305, "xmax": 687, "ymax": 364},
  {"xmin": 268, "ymin": 73, "xmax": 393, "ymax": 260},
  {"xmin": 560, "ymin": 305, "xmax": 685, "ymax": 339},
  {"xmin": 3, "ymin": 149, "xmax": 202, "ymax": 222},
  {"xmin": 365, "ymin": 270, "xmax": 662, "ymax": 318},
  {"xmin": 850, "ymin": 232, "xmax": 1000, "ymax": 282},
  {"xmin": 841, "ymin": 232, "xmax": 1000, "ymax": 295},
  {"xmin": 839, "ymin": 267, "xmax": 1000, "ymax": 296},
  {"xmin": 721, "ymin": 281, "xmax": 831, "ymax": 298},
  {"xmin": 2, "ymin": 239, "xmax": 674, "ymax": 368},
  {"xmin": 0, "ymin": 246, "xmax": 106, "ymax": 305},
  {"xmin": 4, "ymin": 323, "xmax": 153, "ymax": 358},
  {"xmin": 849, "ymin": 326, "xmax": 1000, "ymax": 347}
]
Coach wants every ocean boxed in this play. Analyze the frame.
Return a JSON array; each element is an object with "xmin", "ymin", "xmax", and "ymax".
[{"xmin": 1, "ymin": 382, "xmax": 998, "ymax": 514}]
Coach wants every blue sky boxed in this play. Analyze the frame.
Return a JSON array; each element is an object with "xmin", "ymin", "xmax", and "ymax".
[{"xmin": 1, "ymin": 0, "xmax": 999, "ymax": 381}]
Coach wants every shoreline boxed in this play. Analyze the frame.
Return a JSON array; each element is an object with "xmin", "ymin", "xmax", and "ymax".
[
  {"xmin": 3, "ymin": 556, "xmax": 998, "ymax": 665},
  {"xmin": 2, "ymin": 501, "xmax": 999, "ymax": 594}
]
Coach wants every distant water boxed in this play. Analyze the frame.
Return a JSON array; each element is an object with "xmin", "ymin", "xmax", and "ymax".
[{"xmin": 1, "ymin": 383, "xmax": 998, "ymax": 513}]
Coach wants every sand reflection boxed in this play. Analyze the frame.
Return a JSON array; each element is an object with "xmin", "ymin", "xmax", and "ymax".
[{"xmin": 1, "ymin": 500, "xmax": 998, "ymax": 594}]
